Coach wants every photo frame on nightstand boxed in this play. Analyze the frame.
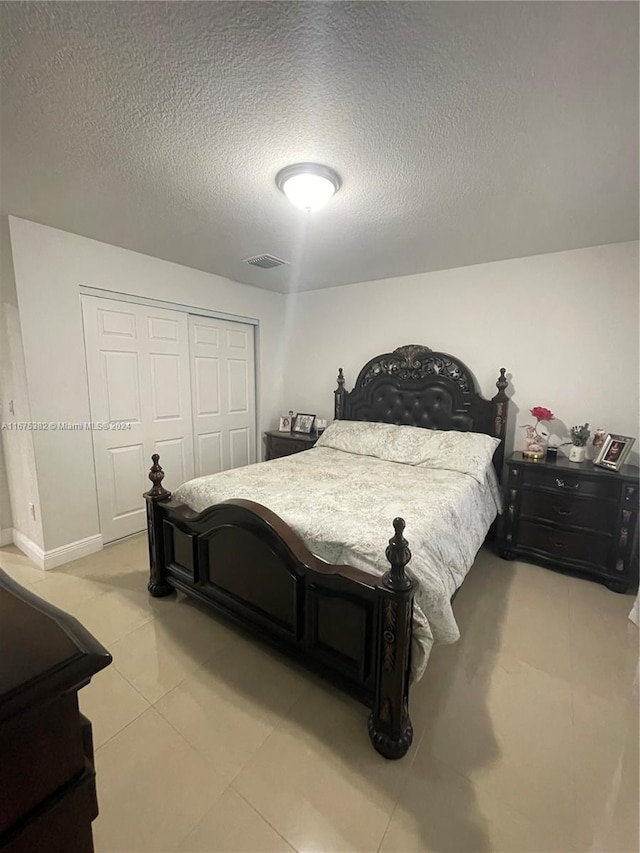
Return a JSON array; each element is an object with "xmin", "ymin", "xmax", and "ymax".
[
  {"xmin": 292, "ymin": 413, "xmax": 316, "ymax": 434},
  {"xmin": 593, "ymin": 434, "xmax": 635, "ymax": 471}
]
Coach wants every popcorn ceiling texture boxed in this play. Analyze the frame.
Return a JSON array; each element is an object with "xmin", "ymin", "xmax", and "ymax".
[{"xmin": 1, "ymin": 1, "xmax": 637, "ymax": 293}]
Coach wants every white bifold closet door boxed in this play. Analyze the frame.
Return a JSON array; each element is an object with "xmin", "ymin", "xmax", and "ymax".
[
  {"xmin": 82, "ymin": 296, "xmax": 256, "ymax": 544},
  {"xmin": 189, "ymin": 315, "xmax": 256, "ymax": 477},
  {"xmin": 82, "ymin": 296, "xmax": 195, "ymax": 543}
]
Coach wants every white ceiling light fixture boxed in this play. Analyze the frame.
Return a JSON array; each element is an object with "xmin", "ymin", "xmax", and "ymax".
[{"xmin": 276, "ymin": 163, "xmax": 341, "ymax": 212}]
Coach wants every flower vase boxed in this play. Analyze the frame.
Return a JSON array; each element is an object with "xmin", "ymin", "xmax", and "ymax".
[
  {"xmin": 523, "ymin": 426, "xmax": 547, "ymax": 461},
  {"xmin": 569, "ymin": 445, "xmax": 586, "ymax": 463}
]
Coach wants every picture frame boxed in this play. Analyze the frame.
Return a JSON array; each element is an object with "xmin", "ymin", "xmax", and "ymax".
[
  {"xmin": 593, "ymin": 433, "xmax": 635, "ymax": 471},
  {"xmin": 292, "ymin": 413, "xmax": 316, "ymax": 434},
  {"xmin": 278, "ymin": 415, "xmax": 292, "ymax": 433}
]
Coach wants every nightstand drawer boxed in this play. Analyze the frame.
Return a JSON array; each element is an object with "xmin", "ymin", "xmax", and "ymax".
[
  {"xmin": 520, "ymin": 491, "xmax": 616, "ymax": 533},
  {"xmin": 270, "ymin": 437, "xmax": 307, "ymax": 457},
  {"xmin": 264, "ymin": 430, "xmax": 317, "ymax": 461},
  {"xmin": 521, "ymin": 467, "xmax": 618, "ymax": 500},
  {"xmin": 518, "ymin": 520, "xmax": 611, "ymax": 567}
]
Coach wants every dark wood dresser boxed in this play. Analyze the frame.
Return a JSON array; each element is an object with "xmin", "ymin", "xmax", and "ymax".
[
  {"xmin": 500, "ymin": 453, "xmax": 639, "ymax": 592},
  {"xmin": 0, "ymin": 569, "xmax": 111, "ymax": 853},
  {"xmin": 264, "ymin": 430, "xmax": 317, "ymax": 460}
]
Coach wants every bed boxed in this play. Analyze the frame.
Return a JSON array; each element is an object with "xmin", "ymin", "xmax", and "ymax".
[{"xmin": 143, "ymin": 344, "xmax": 509, "ymax": 759}]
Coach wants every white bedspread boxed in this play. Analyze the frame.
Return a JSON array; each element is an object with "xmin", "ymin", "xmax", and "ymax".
[{"xmin": 173, "ymin": 446, "xmax": 502, "ymax": 679}]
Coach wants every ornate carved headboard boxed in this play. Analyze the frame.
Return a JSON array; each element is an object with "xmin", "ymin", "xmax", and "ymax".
[{"xmin": 334, "ymin": 344, "xmax": 509, "ymax": 475}]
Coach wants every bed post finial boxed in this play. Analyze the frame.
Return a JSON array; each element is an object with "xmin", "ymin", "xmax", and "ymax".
[
  {"xmin": 369, "ymin": 517, "xmax": 417, "ymax": 760},
  {"xmin": 144, "ymin": 455, "xmax": 173, "ymax": 598},
  {"xmin": 384, "ymin": 517, "xmax": 413, "ymax": 591},
  {"xmin": 334, "ymin": 368, "xmax": 346, "ymax": 420},
  {"xmin": 495, "ymin": 368, "xmax": 508, "ymax": 401},
  {"xmin": 146, "ymin": 453, "xmax": 171, "ymax": 500}
]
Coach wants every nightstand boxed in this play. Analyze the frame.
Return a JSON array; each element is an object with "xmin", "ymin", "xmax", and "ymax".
[
  {"xmin": 264, "ymin": 430, "xmax": 317, "ymax": 460},
  {"xmin": 500, "ymin": 452, "xmax": 639, "ymax": 593}
]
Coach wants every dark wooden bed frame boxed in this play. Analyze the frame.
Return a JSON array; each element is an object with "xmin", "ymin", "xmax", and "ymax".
[{"xmin": 144, "ymin": 344, "xmax": 509, "ymax": 759}]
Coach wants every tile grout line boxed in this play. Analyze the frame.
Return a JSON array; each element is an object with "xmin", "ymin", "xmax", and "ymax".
[
  {"xmin": 41, "ymin": 581, "xmax": 159, "ymax": 752},
  {"xmin": 104, "ymin": 658, "xmax": 155, "ymax": 708},
  {"xmin": 376, "ymin": 698, "xmax": 438, "ymax": 853},
  {"xmin": 375, "ymin": 795, "xmax": 400, "ymax": 853},
  {"xmin": 566, "ymin": 590, "xmax": 581, "ymax": 839},
  {"xmin": 151, "ymin": 693, "xmax": 293, "ymax": 853},
  {"xmin": 219, "ymin": 679, "xmax": 315, "ymax": 790},
  {"xmin": 224, "ymin": 682, "xmax": 320, "ymax": 807},
  {"xmin": 91, "ymin": 702, "xmax": 149, "ymax": 754},
  {"xmin": 150, "ymin": 678, "xmax": 277, "ymax": 784},
  {"xmin": 233, "ymin": 788, "xmax": 300, "ymax": 852},
  {"xmin": 99, "ymin": 704, "xmax": 231, "ymax": 853},
  {"xmin": 94, "ymin": 701, "xmax": 157, "ymax": 756},
  {"xmin": 172, "ymin": 789, "xmax": 230, "ymax": 852}
]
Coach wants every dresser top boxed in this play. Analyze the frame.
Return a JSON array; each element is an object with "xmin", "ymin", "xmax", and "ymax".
[
  {"xmin": 507, "ymin": 452, "xmax": 639, "ymax": 479},
  {"xmin": 0, "ymin": 569, "xmax": 111, "ymax": 722}
]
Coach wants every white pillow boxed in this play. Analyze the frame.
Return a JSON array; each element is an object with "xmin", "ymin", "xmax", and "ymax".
[
  {"xmin": 413, "ymin": 428, "xmax": 500, "ymax": 481},
  {"xmin": 316, "ymin": 420, "xmax": 499, "ymax": 480}
]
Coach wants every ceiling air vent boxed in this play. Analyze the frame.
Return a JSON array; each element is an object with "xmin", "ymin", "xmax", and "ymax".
[{"xmin": 245, "ymin": 254, "xmax": 288, "ymax": 270}]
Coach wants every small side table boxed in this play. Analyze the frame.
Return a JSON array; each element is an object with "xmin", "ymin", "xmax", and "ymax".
[{"xmin": 264, "ymin": 430, "xmax": 317, "ymax": 461}]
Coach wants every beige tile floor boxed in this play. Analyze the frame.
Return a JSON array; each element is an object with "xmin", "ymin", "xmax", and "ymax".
[{"xmin": 1, "ymin": 537, "xmax": 638, "ymax": 853}]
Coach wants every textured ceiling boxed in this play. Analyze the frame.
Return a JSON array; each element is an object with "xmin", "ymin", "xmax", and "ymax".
[{"xmin": 1, "ymin": 1, "xmax": 638, "ymax": 293}]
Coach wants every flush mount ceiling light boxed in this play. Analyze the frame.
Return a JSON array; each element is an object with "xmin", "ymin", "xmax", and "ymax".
[{"xmin": 276, "ymin": 163, "xmax": 341, "ymax": 212}]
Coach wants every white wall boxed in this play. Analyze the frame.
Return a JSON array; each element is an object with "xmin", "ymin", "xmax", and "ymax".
[
  {"xmin": 8, "ymin": 217, "xmax": 287, "ymax": 552},
  {"xmin": 283, "ymin": 242, "xmax": 639, "ymax": 464},
  {"xmin": 0, "ymin": 449, "xmax": 11, "ymax": 541},
  {"xmin": 0, "ymin": 216, "xmax": 43, "ymax": 548}
]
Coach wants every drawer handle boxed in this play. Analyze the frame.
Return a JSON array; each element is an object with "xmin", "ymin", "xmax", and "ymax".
[
  {"xmin": 555, "ymin": 478, "xmax": 579, "ymax": 490},
  {"xmin": 553, "ymin": 506, "xmax": 573, "ymax": 517}
]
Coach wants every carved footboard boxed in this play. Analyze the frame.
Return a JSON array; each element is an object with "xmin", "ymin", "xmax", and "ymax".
[{"xmin": 144, "ymin": 455, "xmax": 417, "ymax": 759}]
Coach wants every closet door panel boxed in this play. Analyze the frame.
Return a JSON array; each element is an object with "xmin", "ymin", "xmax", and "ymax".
[
  {"xmin": 229, "ymin": 427, "xmax": 251, "ymax": 469},
  {"xmin": 189, "ymin": 316, "xmax": 256, "ymax": 478},
  {"xmin": 109, "ymin": 444, "xmax": 146, "ymax": 519},
  {"xmin": 83, "ymin": 296, "xmax": 194, "ymax": 543},
  {"xmin": 143, "ymin": 309, "xmax": 194, "ymax": 495},
  {"xmin": 197, "ymin": 432, "xmax": 223, "ymax": 477}
]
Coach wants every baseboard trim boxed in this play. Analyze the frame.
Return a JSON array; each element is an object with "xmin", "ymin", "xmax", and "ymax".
[
  {"xmin": 43, "ymin": 534, "xmax": 104, "ymax": 570},
  {"xmin": 12, "ymin": 529, "xmax": 45, "ymax": 569},
  {"xmin": 0, "ymin": 528, "xmax": 13, "ymax": 547},
  {"xmin": 12, "ymin": 531, "xmax": 103, "ymax": 570}
]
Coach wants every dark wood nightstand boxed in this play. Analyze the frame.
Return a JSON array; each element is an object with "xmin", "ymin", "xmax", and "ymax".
[
  {"xmin": 500, "ymin": 452, "xmax": 639, "ymax": 593},
  {"xmin": 264, "ymin": 430, "xmax": 317, "ymax": 460}
]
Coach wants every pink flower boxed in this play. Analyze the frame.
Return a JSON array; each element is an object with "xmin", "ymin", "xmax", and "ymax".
[
  {"xmin": 522, "ymin": 405, "xmax": 556, "ymax": 443},
  {"xmin": 530, "ymin": 406, "xmax": 554, "ymax": 422}
]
